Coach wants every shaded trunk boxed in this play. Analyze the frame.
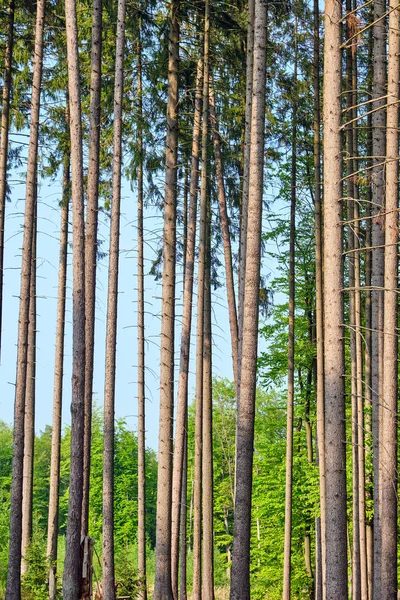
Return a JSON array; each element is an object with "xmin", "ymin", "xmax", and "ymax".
[
  {"xmin": 179, "ymin": 430, "xmax": 188, "ymax": 600},
  {"xmin": 5, "ymin": 0, "xmax": 45, "ymax": 594},
  {"xmin": 153, "ymin": 0, "xmax": 179, "ymax": 596},
  {"xmin": 62, "ymin": 0, "xmax": 86, "ymax": 591},
  {"xmin": 0, "ymin": 0, "xmax": 15, "ymax": 359},
  {"xmin": 229, "ymin": 1, "xmax": 267, "ymax": 597},
  {"xmin": 47, "ymin": 154, "xmax": 70, "ymax": 600},
  {"xmin": 81, "ymin": 0, "xmax": 103, "ymax": 538}
]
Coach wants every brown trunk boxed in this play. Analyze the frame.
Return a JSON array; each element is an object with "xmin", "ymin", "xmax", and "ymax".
[
  {"xmin": 209, "ymin": 82, "xmax": 239, "ymax": 392},
  {"xmin": 81, "ymin": 0, "xmax": 103, "ymax": 538},
  {"xmin": 5, "ymin": 0, "xmax": 45, "ymax": 594},
  {"xmin": 21, "ymin": 203, "xmax": 37, "ymax": 575},
  {"xmin": 0, "ymin": 0, "xmax": 15, "ymax": 359},
  {"xmin": 380, "ymin": 2, "xmax": 399, "ymax": 595},
  {"xmin": 171, "ymin": 53, "xmax": 203, "ymax": 600},
  {"xmin": 229, "ymin": 2, "xmax": 266, "ymax": 597},
  {"xmin": 47, "ymin": 154, "xmax": 70, "ymax": 600},
  {"xmin": 62, "ymin": 0, "xmax": 86, "ymax": 591},
  {"xmin": 102, "ymin": 0, "xmax": 126, "ymax": 596},
  {"xmin": 153, "ymin": 0, "xmax": 179, "ymax": 596},
  {"xmin": 179, "ymin": 430, "xmax": 188, "ymax": 600}
]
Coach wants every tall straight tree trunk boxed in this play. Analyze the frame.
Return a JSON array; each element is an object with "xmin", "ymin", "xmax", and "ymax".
[
  {"xmin": 238, "ymin": 0, "xmax": 255, "ymax": 386},
  {"xmin": 209, "ymin": 82, "xmax": 239, "ymax": 391},
  {"xmin": 171, "ymin": 53, "xmax": 203, "ymax": 600},
  {"xmin": 136, "ymin": 23, "xmax": 147, "ymax": 600},
  {"xmin": 193, "ymin": 6, "xmax": 210, "ymax": 595},
  {"xmin": 0, "ymin": 0, "xmax": 15, "ymax": 359},
  {"xmin": 5, "ymin": 0, "xmax": 45, "ymax": 594},
  {"xmin": 229, "ymin": 1, "xmax": 266, "ymax": 597},
  {"xmin": 102, "ymin": 0, "xmax": 127, "ymax": 596},
  {"xmin": 282, "ymin": 25, "xmax": 297, "ymax": 598},
  {"xmin": 371, "ymin": 0, "xmax": 386, "ymax": 594},
  {"xmin": 202, "ymin": 220, "xmax": 213, "ymax": 600},
  {"xmin": 380, "ymin": 2, "xmax": 399, "ymax": 595},
  {"xmin": 179, "ymin": 431, "xmax": 188, "ymax": 600},
  {"xmin": 81, "ymin": 0, "xmax": 103, "ymax": 538},
  {"xmin": 313, "ymin": 0, "xmax": 325, "ymax": 595},
  {"xmin": 21, "ymin": 203, "xmax": 37, "ymax": 575},
  {"xmin": 47, "ymin": 153, "xmax": 70, "ymax": 600},
  {"xmin": 322, "ymin": 0, "xmax": 348, "ymax": 596},
  {"xmin": 153, "ymin": 0, "xmax": 179, "ymax": 596},
  {"xmin": 62, "ymin": 0, "xmax": 86, "ymax": 590}
]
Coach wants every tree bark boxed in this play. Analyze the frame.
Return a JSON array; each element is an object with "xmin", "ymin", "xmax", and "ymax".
[
  {"xmin": 47, "ymin": 154, "xmax": 70, "ymax": 600},
  {"xmin": 322, "ymin": 0, "xmax": 348, "ymax": 596},
  {"xmin": 229, "ymin": 1, "xmax": 266, "ymax": 597},
  {"xmin": 380, "ymin": 1, "xmax": 399, "ymax": 595},
  {"xmin": 81, "ymin": 0, "xmax": 103, "ymax": 538},
  {"xmin": 153, "ymin": 0, "xmax": 179, "ymax": 596},
  {"xmin": 5, "ymin": 0, "xmax": 45, "ymax": 594},
  {"xmin": 0, "ymin": 0, "xmax": 15, "ymax": 360},
  {"xmin": 62, "ymin": 0, "xmax": 86, "ymax": 591}
]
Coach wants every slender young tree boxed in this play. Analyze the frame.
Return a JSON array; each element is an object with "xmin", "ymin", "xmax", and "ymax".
[
  {"xmin": 81, "ymin": 0, "xmax": 103, "ymax": 538},
  {"xmin": 102, "ymin": 0, "xmax": 127, "ymax": 596},
  {"xmin": 322, "ymin": 0, "xmax": 348, "ymax": 596},
  {"xmin": 62, "ymin": 0, "xmax": 87, "ymax": 590},
  {"xmin": 229, "ymin": 1, "xmax": 267, "ymax": 597},
  {"xmin": 0, "ymin": 0, "xmax": 15, "ymax": 358},
  {"xmin": 171, "ymin": 52, "xmax": 203, "ymax": 600},
  {"xmin": 380, "ymin": 1, "xmax": 399, "ymax": 595},
  {"xmin": 153, "ymin": 0, "xmax": 179, "ymax": 596},
  {"xmin": 21, "ymin": 204, "xmax": 37, "ymax": 575},
  {"xmin": 282, "ymin": 24, "xmax": 297, "ymax": 598},
  {"xmin": 47, "ymin": 153, "xmax": 70, "ymax": 600},
  {"xmin": 5, "ymin": 0, "xmax": 45, "ymax": 594}
]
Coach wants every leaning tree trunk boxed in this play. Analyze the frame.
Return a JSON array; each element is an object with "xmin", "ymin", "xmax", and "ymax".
[
  {"xmin": 153, "ymin": 0, "xmax": 179, "ymax": 597},
  {"xmin": 21, "ymin": 203, "xmax": 37, "ymax": 575},
  {"xmin": 229, "ymin": 1, "xmax": 267, "ymax": 597},
  {"xmin": 380, "ymin": 2, "xmax": 399, "ymax": 596},
  {"xmin": 282, "ymin": 27, "xmax": 297, "ymax": 599},
  {"xmin": 81, "ymin": 0, "xmax": 103, "ymax": 538},
  {"xmin": 102, "ymin": 0, "xmax": 127, "ymax": 597},
  {"xmin": 47, "ymin": 153, "xmax": 70, "ymax": 600},
  {"xmin": 170, "ymin": 52, "xmax": 203, "ymax": 600},
  {"xmin": 5, "ymin": 0, "xmax": 45, "ymax": 594},
  {"xmin": 322, "ymin": 0, "xmax": 348, "ymax": 596},
  {"xmin": 0, "ymin": 0, "xmax": 15, "ymax": 359},
  {"xmin": 62, "ymin": 0, "xmax": 86, "ymax": 592}
]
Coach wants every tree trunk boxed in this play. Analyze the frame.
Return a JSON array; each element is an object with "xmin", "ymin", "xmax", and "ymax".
[
  {"xmin": 322, "ymin": 0, "xmax": 348, "ymax": 596},
  {"xmin": 282, "ymin": 23, "xmax": 297, "ymax": 599},
  {"xmin": 62, "ymin": 0, "xmax": 86, "ymax": 591},
  {"xmin": 21, "ymin": 202, "xmax": 37, "ymax": 575},
  {"xmin": 209, "ymin": 82, "xmax": 239, "ymax": 392},
  {"xmin": 81, "ymin": 0, "xmax": 103, "ymax": 539},
  {"xmin": 229, "ymin": 1, "xmax": 266, "ymax": 597},
  {"xmin": 380, "ymin": 2, "xmax": 399, "ymax": 595},
  {"xmin": 153, "ymin": 0, "xmax": 179, "ymax": 596},
  {"xmin": 179, "ymin": 429, "xmax": 188, "ymax": 600},
  {"xmin": 102, "ymin": 0, "xmax": 127, "ymax": 596},
  {"xmin": 5, "ymin": 0, "xmax": 45, "ymax": 594},
  {"xmin": 0, "ymin": 0, "xmax": 15, "ymax": 360},
  {"xmin": 170, "ymin": 53, "xmax": 202, "ymax": 600},
  {"xmin": 47, "ymin": 154, "xmax": 70, "ymax": 600}
]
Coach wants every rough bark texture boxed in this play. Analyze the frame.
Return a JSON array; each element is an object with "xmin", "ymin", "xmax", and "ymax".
[
  {"xmin": 380, "ymin": 1, "xmax": 399, "ymax": 595},
  {"xmin": 21, "ymin": 205, "xmax": 37, "ymax": 575},
  {"xmin": 170, "ymin": 54, "xmax": 202, "ymax": 600},
  {"xmin": 0, "ymin": 0, "xmax": 14, "ymax": 360},
  {"xmin": 153, "ymin": 0, "xmax": 179, "ymax": 597},
  {"xmin": 62, "ymin": 0, "xmax": 86, "ymax": 591},
  {"xmin": 5, "ymin": 0, "xmax": 45, "ymax": 594},
  {"xmin": 81, "ymin": 0, "xmax": 103, "ymax": 538},
  {"xmin": 47, "ymin": 155, "xmax": 70, "ymax": 600},
  {"xmin": 322, "ymin": 0, "xmax": 348, "ymax": 596},
  {"xmin": 229, "ymin": 1, "xmax": 266, "ymax": 597},
  {"xmin": 102, "ymin": 0, "xmax": 126, "ymax": 596}
]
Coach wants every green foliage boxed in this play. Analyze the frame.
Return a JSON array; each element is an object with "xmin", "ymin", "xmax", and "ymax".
[{"xmin": 21, "ymin": 531, "xmax": 48, "ymax": 600}]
